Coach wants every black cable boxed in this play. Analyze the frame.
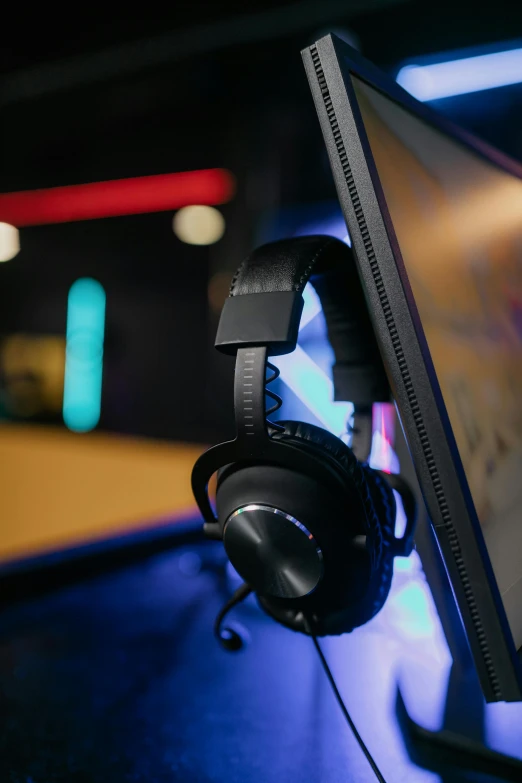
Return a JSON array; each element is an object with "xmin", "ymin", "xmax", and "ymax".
[
  {"xmin": 305, "ymin": 621, "xmax": 387, "ymax": 783},
  {"xmin": 214, "ymin": 582, "xmax": 252, "ymax": 651}
]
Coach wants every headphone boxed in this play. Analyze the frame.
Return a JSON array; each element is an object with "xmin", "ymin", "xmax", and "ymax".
[{"xmin": 192, "ymin": 235, "xmax": 417, "ymax": 641}]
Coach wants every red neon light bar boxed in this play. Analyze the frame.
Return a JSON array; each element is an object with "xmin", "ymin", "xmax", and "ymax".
[{"xmin": 0, "ymin": 169, "xmax": 235, "ymax": 227}]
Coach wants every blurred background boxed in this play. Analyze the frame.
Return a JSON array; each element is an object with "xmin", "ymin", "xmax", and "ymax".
[{"xmin": 1, "ymin": 0, "xmax": 522, "ymax": 561}]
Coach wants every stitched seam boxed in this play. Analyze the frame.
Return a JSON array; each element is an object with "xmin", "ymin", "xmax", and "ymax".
[
  {"xmin": 230, "ymin": 237, "xmax": 339, "ymax": 297},
  {"xmin": 229, "ymin": 255, "xmax": 249, "ymax": 296},
  {"xmin": 294, "ymin": 236, "xmax": 338, "ymax": 292}
]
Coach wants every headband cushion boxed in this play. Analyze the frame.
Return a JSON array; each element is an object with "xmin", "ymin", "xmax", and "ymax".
[{"xmin": 216, "ymin": 235, "xmax": 389, "ymax": 404}]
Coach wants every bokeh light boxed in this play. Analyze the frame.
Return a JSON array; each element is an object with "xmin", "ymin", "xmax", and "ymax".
[
  {"xmin": 173, "ymin": 205, "xmax": 225, "ymax": 246},
  {"xmin": 0, "ymin": 222, "xmax": 20, "ymax": 262},
  {"xmin": 63, "ymin": 278, "xmax": 106, "ymax": 433}
]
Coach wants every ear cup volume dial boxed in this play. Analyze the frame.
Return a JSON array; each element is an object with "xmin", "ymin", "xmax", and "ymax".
[{"xmin": 223, "ymin": 504, "xmax": 324, "ymax": 599}]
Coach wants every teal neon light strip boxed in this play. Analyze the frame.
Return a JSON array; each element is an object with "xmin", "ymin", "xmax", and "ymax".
[{"xmin": 63, "ymin": 278, "xmax": 106, "ymax": 432}]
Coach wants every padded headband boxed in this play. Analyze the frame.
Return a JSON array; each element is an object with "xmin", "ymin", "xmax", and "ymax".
[{"xmin": 215, "ymin": 235, "xmax": 389, "ymax": 405}]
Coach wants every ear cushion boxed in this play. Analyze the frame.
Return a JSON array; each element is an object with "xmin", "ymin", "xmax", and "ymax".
[
  {"xmin": 276, "ymin": 420, "xmax": 359, "ymax": 476},
  {"xmin": 275, "ymin": 420, "xmax": 397, "ymax": 631},
  {"xmin": 359, "ymin": 467, "xmax": 396, "ymax": 623},
  {"xmin": 275, "ymin": 420, "xmax": 383, "ymax": 568}
]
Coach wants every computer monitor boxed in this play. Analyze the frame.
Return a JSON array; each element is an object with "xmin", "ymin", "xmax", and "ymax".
[{"xmin": 303, "ymin": 34, "xmax": 522, "ymax": 702}]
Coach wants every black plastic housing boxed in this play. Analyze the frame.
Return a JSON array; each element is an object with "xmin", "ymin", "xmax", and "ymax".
[
  {"xmin": 216, "ymin": 462, "xmax": 372, "ymax": 635},
  {"xmin": 215, "ymin": 291, "xmax": 304, "ymax": 356}
]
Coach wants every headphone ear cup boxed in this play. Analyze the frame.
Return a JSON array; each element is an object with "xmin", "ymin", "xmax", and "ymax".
[
  {"xmin": 271, "ymin": 420, "xmax": 398, "ymax": 633},
  {"xmin": 275, "ymin": 420, "xmax": 384, "ymax": 569},
  {"xmin": 304, "ymin": 468, "xmax": 396, "ymax": 635}
]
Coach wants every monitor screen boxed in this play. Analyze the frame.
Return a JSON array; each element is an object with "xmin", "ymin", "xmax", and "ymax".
[{"xmin": 350, "ymin": 76, "xmax": 522, "ymax": 650}]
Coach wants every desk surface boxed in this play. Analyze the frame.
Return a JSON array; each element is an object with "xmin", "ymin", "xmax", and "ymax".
[
  {"xmin": 0, "ymin": 424, "xmax": 203, "ymax": 563},
  {"xmin": 0, "ymin": 537, "xmax": 516, "ymax": 783}
]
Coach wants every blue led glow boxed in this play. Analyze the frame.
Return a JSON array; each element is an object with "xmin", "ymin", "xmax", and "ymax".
[
  {"xmin": 390, "ymin": 581, "xmax": 435, "ymax": 638},
  {"xmin": 397, "ymin": 46, "xmax": 522, "ymax": 101},
  {"xmin": 63, "ymin": 278, "xmax": 106, "ymax": 433},
  {"xmin": 368, "ymin": 431, "xmax": 400, "ymax": 475},
  {"xmin": 393, "ymin": 557, "xmax": 415, "ymax": 573},
  {"xmin": 273, "ymin": 345, "xmax": 353, "ymax": 437},
  {"xmin": 300, "ymin": 283, "xmax": 322, "ymax": 330},
  {"xmin": 294, "ymin": 218, "xmax": 351, "ymax": 247}
]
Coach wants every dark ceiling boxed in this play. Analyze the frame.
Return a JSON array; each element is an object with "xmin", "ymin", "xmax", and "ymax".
[
  {"xmin": 1, "ymin": 1, "xmax": 521, "ymax": 85},
  {"xmin": 1, "ymin": 0, "xmax": 522, "ymax": 191},
  {"xmin": 1, "ymin": 0, "xmax": 521, "ymax": 442}
]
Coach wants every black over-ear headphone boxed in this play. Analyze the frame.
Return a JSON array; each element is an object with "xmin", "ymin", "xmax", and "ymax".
[{"xmin": 192, "ymin": 235, "xmax": 416, "ymax": 640}]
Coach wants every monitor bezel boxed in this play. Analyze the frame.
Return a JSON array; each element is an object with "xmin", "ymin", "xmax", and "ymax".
[{"xmin": 302, "ymin": 33, "xmax": 522, "ymax": 702}]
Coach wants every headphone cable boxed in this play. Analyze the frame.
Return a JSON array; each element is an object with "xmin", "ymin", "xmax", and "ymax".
[
  {"xmin": 214, "ymin": 582, "xmax": 252, "ymax": 650},
  {"xmin": 306, "ymin": 623, "xmax": 387, "ymax": 783}
]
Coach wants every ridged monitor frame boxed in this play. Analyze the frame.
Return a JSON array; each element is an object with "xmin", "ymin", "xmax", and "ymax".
[{"xmin": 304, "ymin": 35, "xmax": 522, "ymax": 702}]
